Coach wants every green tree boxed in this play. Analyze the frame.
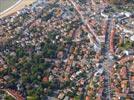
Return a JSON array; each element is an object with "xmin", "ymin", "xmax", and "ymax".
[
  {"xmin": 16, "ymin": 48, "xmax": 25, "ymax": 58},
  {"xmin": 5, "ymin": 95, "xmax": 15, "ymax": 100}
]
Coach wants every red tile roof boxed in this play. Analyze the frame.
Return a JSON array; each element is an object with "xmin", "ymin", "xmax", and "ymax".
[
  {"xmin": 120, "ymin": 67, "xmax": 127, "ymax": 79},
  {"xmin": 4, "ymin": 89, "xmax": 24, "ymax": 100},
  {"xmin": 129, "ymin": 67, "xmax": 134, "ymax": 72},
  {"xmin": 42, "ymin": 76, "xmax": 49, "ymax": 83},
  {"xmin": 118, "ymin": 56, "xmax": 134, "ymax": 65},
  {"xmin": 85, "ymin": 96, "xmax": 90, "ymax": 100},
  {"xmin": 109, "ymin": 29, "xmax": 116, "ymax": 54},
  {"xmin": 0, "ymin": 66, "xmax": 4, "ymax": 72}
]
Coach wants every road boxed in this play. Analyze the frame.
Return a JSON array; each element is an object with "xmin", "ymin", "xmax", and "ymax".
[
  {"xmin": 68, "ymin": 0, "xmax": 113, "ymax": 99},
  {"xmin": 101, "ymin": 17, "xmax": 116, "ymax": 100},
  {"xmin": 68, "ymin": 0, "xmax": 101, "ymax": 51}
]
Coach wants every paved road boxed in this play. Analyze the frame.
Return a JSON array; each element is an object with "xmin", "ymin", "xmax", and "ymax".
[
  {"xmin": 68, "ymin": 0, "xmax": 101, "ymax": 49},
  {"xmin": 101, "ymin": 17, "xmax": 115, "ymax": 100},
  {"xmin": 68, "ymin": 1, "xmax": 112, "ymax": 99}
]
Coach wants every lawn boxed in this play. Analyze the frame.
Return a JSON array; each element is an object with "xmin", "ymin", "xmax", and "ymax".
[{"xmin": 0, "ymin": 0, "xmax": 18, "ymax": 12}]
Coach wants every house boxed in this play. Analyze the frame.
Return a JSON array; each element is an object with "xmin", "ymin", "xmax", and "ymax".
[
  {"xmin": 119, "ymin": 66, "xmax": 127, "ymax": 79},
  {"xmin": 0, "ymin": 78, "xmax": 6, "ymax": 84},
  {"xmin": 42, "ymin": 76, "xmax": 49, "ymax": 83},
  {"xmin": 58, "ymin": 92, "xmax": 65, "ymax": 100},
  {"xmin": 4, "ymin": 89, "xmax": 24, "ymax": 100},
  {"xmin": 0, "ymin": 67, "xmax": 4, "ymax": 72},
  {"xmin": 85, "ymin": 96, "xmax": 90, "ymax": 100},
  {"xmin": 121, "ymin": 80, "xmax": 128, "ymax": 90},
  {"xmin": 130, "ymin": 76, "xmax": 134, "ymax": 92},
  {"xmin": 130, "ymin": 35, "xmax": 134, "ymax": 41},
  {"xmin": 63, "ymin": 96, "xmax": 69, "ymax": 100}
]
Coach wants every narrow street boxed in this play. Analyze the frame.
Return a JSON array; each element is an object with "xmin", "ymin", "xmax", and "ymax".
[
  {"xmin": 68, "ymin": 0, "xmax": 113, "ymax": 99},
  {"xmin": 101, "ymin": 17, "xmax": 116, "ymax": 100}
]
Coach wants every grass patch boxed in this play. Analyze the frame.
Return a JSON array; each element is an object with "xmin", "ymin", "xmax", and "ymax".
[{"xmin": 0, "ymin": 0, "xmax": 18, "ymax": 12}]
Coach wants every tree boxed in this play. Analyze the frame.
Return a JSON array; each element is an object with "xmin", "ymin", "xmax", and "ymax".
[
  {"xmin": 67, "ymin": 91, "xmax": 76, "ymax": 97},
  {"xmin": 6, "ymin": 55, "xmax": 17, "ymax": 65},
  {"xmin": 69, "ymin": 7, "xmax": 74, "ymax": 12},
  {"xmin": 74, "ymin": 95, "xmax": 80, "ymax": 100},
  {"xmin": 16, "ymin": 48, "xmax": 25, "ymax": 58},
  {"xmin": 5, "ymin": 95, "xmax": 15, "ymax": 100},
  {"xmin": 27, "ymin": 89, "xmax": 39, "ymax": 100},
  {"xmin": 78, "ymin": 0, "xmax": 86, "ymax": 3},
  {"xmin": 47, "ymin": 49, "xmax": 56, "ymax": 58}
]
